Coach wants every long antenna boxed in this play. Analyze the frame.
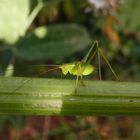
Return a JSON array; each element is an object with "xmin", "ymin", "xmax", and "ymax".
[
  {"xmin": 32, "ymin": 64, "xmax": 59, "ymax": 67},
  {"xmin": 2, "ymin": 67, "xmax": 59, "ymax": 101}
]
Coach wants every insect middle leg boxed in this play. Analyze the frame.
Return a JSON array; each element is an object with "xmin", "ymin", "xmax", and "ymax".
[
  {"xmin": 80, "ymin": 75, "xmax": 85, "ymax": 86},
  {"xmin": 74, "ymin": 75, "xmax": 79, "ymax": 93}
]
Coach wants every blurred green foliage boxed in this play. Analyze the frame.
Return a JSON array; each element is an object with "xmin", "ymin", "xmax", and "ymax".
[
  {"xmin": 119, "ymin": 0, "xmax": 140, "ymax": 33},
  {"xmin": 0, "ymin": 0, "xmax": 140, "ymax": 79},
  {"xmin": 17, "ymin": 24, "xmax": 91, "ymax": 61}
]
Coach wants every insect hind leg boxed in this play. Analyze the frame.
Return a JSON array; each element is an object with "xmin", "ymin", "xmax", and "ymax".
[{"xmin": 97, "ymin": 47, "xmax": 102, "ymax": 80}]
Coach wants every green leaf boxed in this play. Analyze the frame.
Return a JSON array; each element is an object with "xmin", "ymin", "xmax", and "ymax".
[
  {"xmin": 0, "ymin": 0, "xmax": 30, "ymax": 44},
  {"xmin": 17, "ymin": 24, "xmax": 91, "ymax": 61}
]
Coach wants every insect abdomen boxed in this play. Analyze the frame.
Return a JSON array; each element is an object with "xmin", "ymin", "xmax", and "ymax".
[{"xmin": 82, "ymin": 64, "xmax": 94, "ymax": 75}]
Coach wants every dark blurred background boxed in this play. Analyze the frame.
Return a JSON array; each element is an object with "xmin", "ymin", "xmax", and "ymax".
[{"xmin": 0, "ymin": 0, "xmax": 140, "ymax": 139}]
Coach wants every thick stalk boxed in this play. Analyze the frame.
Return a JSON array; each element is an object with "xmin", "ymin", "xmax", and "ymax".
[{"xmin": 0, "ymin": 76, "xmax": 140, "ymax": 115}]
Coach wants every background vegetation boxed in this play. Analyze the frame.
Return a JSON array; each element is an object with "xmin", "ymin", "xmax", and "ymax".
[{"xmin": 0, "ymin": 0, "xmax": 140, "ymax": 139}]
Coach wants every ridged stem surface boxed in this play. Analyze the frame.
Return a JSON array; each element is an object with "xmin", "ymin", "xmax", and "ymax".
[{"xmin": 0, "ymin": 76, "xmax": 140, "ymax": 115}]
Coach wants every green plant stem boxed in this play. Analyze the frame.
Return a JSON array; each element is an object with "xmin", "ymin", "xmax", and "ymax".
[{"xmin": 0, "ymin": 76, "xmax": 140, "ymax": 115}]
